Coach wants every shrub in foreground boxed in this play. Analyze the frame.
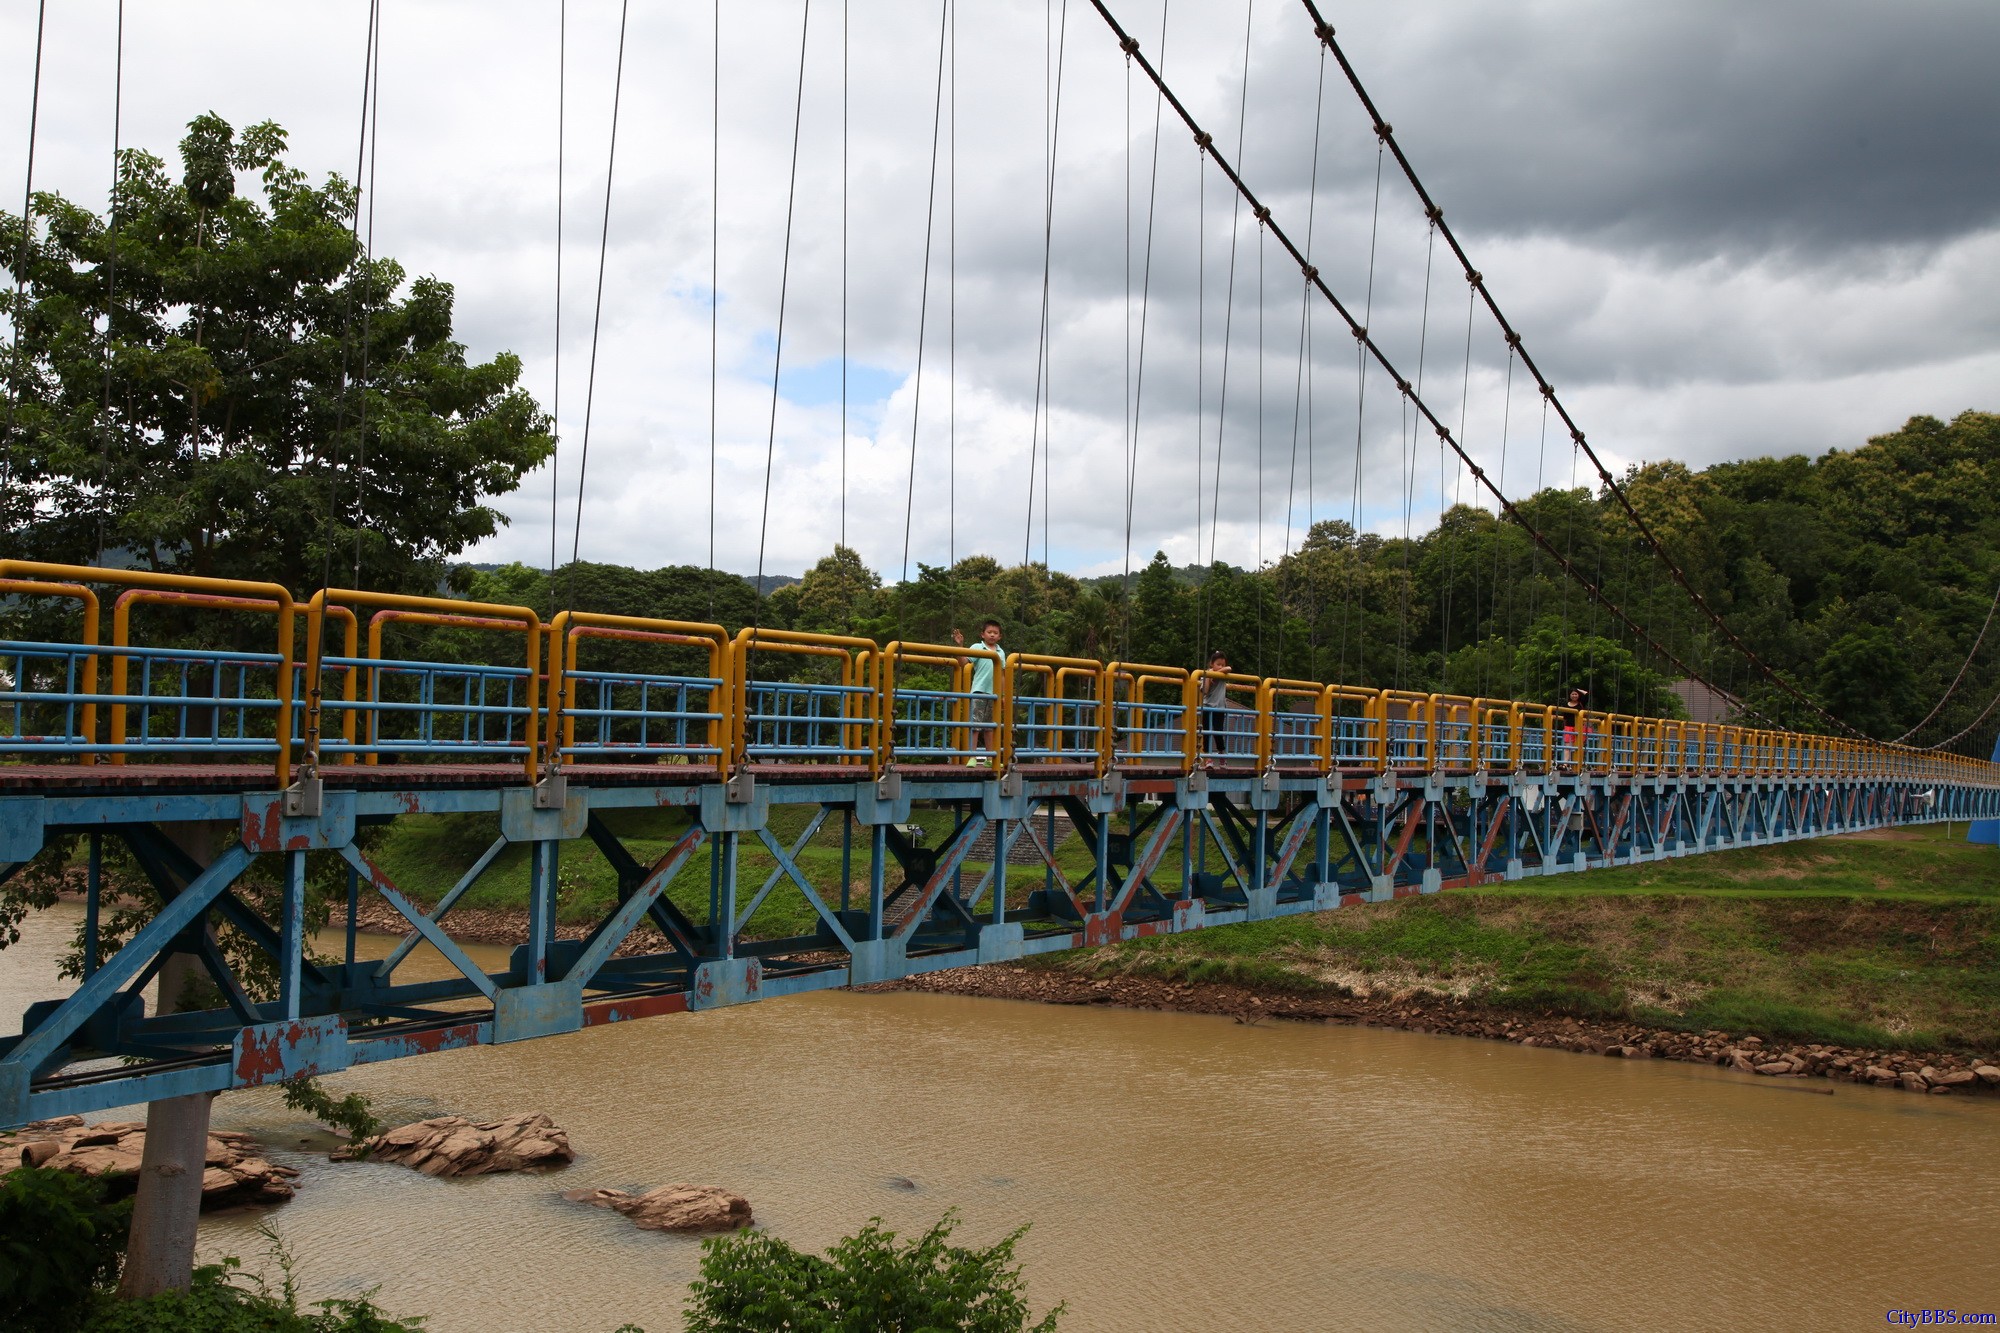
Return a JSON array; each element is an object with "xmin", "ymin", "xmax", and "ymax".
[{"xmin": 683, "ymin": 1210, "xmax": 1062, "ymax": 1332}]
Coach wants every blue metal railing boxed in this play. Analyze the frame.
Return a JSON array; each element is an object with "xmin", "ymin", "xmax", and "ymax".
[
  {"xmin": 888, "ymin": 685, "xmax": 992, "ymax": 764},
  {"xmin": 1114, "ymin": 700, "xmax": 1185, "ymax": 765},
  {"xmin": 743, "ymin": 680, "xmax": 873, "ymax": 763},
  {"xmin": 558, "ymin": 668, "xmax": 724, "ymax": 761},
  {"xmin": 1011, "ymin": 691, "xmax": 1099, "ymax": 765},
  {"xmin": 1197, "ymin": 706, "xmax": 1258, "ymax": 765},
  {"xmin": 0, "ymin": 641, "xmax": 98, "ymax": 752},
  {"xmin": 319, "ymin": 655, "xmax": 535, "ymax": 760}
]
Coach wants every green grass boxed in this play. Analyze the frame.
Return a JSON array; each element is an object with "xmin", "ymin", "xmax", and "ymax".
[{"xmin": 1053, "ymin": 824, "xmax": 2000, "ymax": 1052}]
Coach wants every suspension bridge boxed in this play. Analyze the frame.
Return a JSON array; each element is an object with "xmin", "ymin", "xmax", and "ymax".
[{"xmin": 3, "ymin": 0, "xmax": 1999, "ymax": 1296}]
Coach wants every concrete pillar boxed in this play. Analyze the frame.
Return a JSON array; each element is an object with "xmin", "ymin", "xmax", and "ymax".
[
  {"xmin": 122, "ymin": 819, "xmax": 222, "ymax": 1298},
  {"xmin": 115, "ymin": 1091, "xmax": 214, "ymax": 1298}
]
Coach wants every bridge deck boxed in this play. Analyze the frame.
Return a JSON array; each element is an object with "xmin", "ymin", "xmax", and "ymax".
[{"xmin": 1, "ymin": 561, "xmax": 1994, "ymax": 1129}]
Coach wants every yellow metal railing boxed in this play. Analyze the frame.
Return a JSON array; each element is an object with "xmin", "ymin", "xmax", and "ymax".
[{"xmin": 2, "ymin": 561, "xmax": 1997, "ymax": 791}]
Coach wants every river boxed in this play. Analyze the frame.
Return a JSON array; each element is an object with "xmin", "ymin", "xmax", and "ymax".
[{"xmin": 4, "ymin": 901, "xmax": 1996, "ymax": 1330}]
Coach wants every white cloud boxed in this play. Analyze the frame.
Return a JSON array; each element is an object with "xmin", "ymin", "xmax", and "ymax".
[{"xmin": 4, "ymin": 0, "xmax": 1996, "ymax": 582}]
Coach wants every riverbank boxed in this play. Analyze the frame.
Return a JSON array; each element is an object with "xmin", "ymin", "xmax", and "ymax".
[{"xmin": 878, "ymin": 823, "xmax": 2000, "ymax": 1092}]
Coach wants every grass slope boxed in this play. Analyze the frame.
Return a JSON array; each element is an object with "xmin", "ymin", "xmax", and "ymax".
[
  {"xmin": 1057, "ymin": 825, "xmax": 2000, "ymax": 1051},
  {"xmin": 368, "ymin": 807, "xmax": 1998, "ymax": 1051}
]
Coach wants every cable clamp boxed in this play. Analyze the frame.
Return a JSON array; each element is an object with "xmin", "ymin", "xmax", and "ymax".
[
  {"xmin": 1465, "ymin": 269, "xmax": 1482, "ymax": 284},
  {"xmin": 1571, "ymin": 429, "xmax": 1586, "ymax": 444},
  {"xmin": 283, "ymin": 775, "xmax": 323, "ymax": 820},
  {"xmin": 1120, "ymin": 34, "xmax": 1140, "ymax": 55},
  {"xmin": 1300, "ymin": 263, "xmax": 1319, "ymax": 282},
  {"xmin": 1254, "ymin": 204, "xmax": 1271, "ymax": 224},
  {"xmin": 1426, "ymin": 204, "xmax": 1443, "ymax": 223},
  {"xmin": 1396, "ymin": 378, "xmax": 1412, "ymax": 397},
  {"xmin": 1374, "ymin": 122, "xmax": 1394, "ymax": 140},
  {"xmin": 1194, "ymin": 130, "xmax": 1213, "ymax": 151},
  {"xmin": 1315, "ymin": 21, "xmax": 1334, "ymax": 41},
  {"xmin": 1353, "ymin": 325, "xmax": 1368, "ymax": 341}
]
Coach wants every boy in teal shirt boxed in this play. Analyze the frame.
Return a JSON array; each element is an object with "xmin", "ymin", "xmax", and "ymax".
[{"xmin": 950, "ymin": 619, "xmax": 1006, "ymax": 765}]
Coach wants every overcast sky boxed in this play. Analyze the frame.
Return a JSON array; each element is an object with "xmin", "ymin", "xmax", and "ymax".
[{"xmin": 6, "ymin": 0, "xmax": 1998, "ymax": 582}]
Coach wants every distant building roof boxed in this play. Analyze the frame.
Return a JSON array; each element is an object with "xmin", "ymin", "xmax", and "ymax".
[{"xmin": 1670, "ymin": 679, "xmax": 1739, "ymax": 725}]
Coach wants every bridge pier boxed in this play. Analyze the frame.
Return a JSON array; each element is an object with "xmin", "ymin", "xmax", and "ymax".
[{"xmin": 116, "ymin": 1091, "xmax": 213, "ymax": 1299}]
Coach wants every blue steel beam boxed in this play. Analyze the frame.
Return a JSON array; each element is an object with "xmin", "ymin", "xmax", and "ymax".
[{"xmin": 7, "ymin": 769, "xmax": 2000, "ymax": 1126}]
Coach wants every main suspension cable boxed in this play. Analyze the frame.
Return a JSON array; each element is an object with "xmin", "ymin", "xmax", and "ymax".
[
  {"xmin": 1023, "ymin": 0, "xmax": 1070, "ymax": 568},
  {"xmin": 1119, "ymin": 1, "xmax": 1170, "ymax": 662},
  {"xmin": 1087, "ymin": 0, "xmax": 1739, "ymax": 719},
  {"xmin": 550, "ymin": 0, "xmax": 566, "ymax": 582},
  {"xmin": 353, "ymin": 0, "xmax": 383, "ymax": 585},
  {"xmin": 1291, "ymin": 0, "xmax": 1853, "ymax": 736},
  {"xmin": 1892, "ymin": 571, "xmax": 2000, "ymax": 745},
  {"xmin": 2, "ymin": 0, "xmax": 48, "ymax": 522},
  {"xmin": 565, "ymin": 0, "xmax": 629, "ymax": 580},
  {"xmin": 93, "ymin": 0, "xmax": 126, "ymax": 566},
  {"xmin": 900, "ymin": 0, "xmax": 950, "ymax": 587},
  {"xmin": 755, "ymin": 0, "xmax": 816, "ymax": 610}
]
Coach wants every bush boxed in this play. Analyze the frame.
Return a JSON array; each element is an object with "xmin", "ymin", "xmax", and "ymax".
[
  {"xmin": 280, "ymin": 1076, "xmax": 383, "ymax": 1144},
  {"xmin": 0, "ymin": 1168, "xmax": 424, "ymax": 1332},
  {"xmin": 683, "ymin": 1211, "xmax": 1061, "ymax": 1332},
  {"xmin": 0, "ymin": 1167, "xmax": 131, "ymax": 1332}
]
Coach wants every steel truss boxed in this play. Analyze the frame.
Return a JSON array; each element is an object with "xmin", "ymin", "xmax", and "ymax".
[{"xmin": 6, "ymin": 766, "xmax": 1993, "ymax": 1128}]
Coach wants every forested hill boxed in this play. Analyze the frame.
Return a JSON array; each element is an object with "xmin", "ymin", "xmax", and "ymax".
[{"xmin": 460, "ymin": 411, "xmax": 1999, "ymax": 752}]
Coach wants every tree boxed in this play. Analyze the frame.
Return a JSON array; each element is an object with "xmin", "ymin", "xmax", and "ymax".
[{"xmin": 0, "ymin": 113, "xmax": 552, "ymax": 595}]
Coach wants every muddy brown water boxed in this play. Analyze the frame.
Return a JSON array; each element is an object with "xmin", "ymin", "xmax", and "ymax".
[{"xmin": 5, "ymin": 902, "xmax": 1997, "ymax": 1331}]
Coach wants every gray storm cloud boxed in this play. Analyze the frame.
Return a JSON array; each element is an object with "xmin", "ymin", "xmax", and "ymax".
[{"xmin": 4, "ymin": 0, "xmax": 1996, "ymax": 580}]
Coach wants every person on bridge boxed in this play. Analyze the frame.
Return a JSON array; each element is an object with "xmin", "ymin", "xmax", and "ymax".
[
  {"xmin": 1200, "ymin": 649, "xmax": 1254, "ymax": 761},
  {"xmin": 1561, "ymin": 686, "xmax": 1590, "ymax": 771},
  {"xmin": 951, "ymin": 619, "xmax": 1006, "ymax": 766}
]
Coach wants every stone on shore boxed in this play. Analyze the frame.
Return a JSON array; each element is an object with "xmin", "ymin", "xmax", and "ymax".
[
  {"xmin": 564, "ymin": 1183, "xmax": 753, "ymax": 1233},
  {"xmin": 0, "ymin": 1116, "xmax": 298, "ymax": 1208},
  {"xmin": 353, "ymin": 1112, "xmax": 573, "ymax": 1177}
]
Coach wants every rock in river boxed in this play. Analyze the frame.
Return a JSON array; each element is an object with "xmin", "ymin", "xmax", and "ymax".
[
  {"xmin": 0, "ymin": 1116, "xmax": 299, "ymax": 1208},
  {"xmin": 565, "ymin": 1183, "xmax": 754, "ymax": 1233},
  {"xmin": 354, "ymin": 1111, "xmax": 574, "ymax": 1177}
]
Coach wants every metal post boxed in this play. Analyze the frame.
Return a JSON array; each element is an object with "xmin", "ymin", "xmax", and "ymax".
[
  {"xmin": 83, "ymin": 831, "xmax": 101, "ymax": 978},
  {"xmin": 1180, "ymin": 807, "xmax": 1193, "ymax": 900},
  {"xmin": 840, "ymin": 807, "xmax": 853, "ymax": 910},
  {"xmin": 528, "ymin": 841, "xmax": 555, "ymax": 980},
  {"xmin": 993, "ymin": 820, "xmax": 1008, "ymax": 924},
  {"xmin": 719, "ymin": 833, "xmax": 738, "ymax": 959},
  {"xmin": 1252, "ymin": 804, "xmax": 1268, "ymax": 899},
  {"xmin": 1314, "ymin": 805, "xmax": 1331, "ymax": 889},
  {"xmin": 280, "ymin": 850, "xmax": 306, "ymax": 1020},
  {"xmin": 344, "ymin": 863, "xmax": 360, "ymax": 965},
  {"xmin": 869, "ymin": 823, "xmax": 887, "ymax": 940},
  {"xmin": 116, "ymin": 1091, "xmax": 214, "ymax": 1299},
  {"xmin": 951, "ymin": 802, "xmax": 963, "ymax": 902},
  {"xmin": 708, "ymin": 837, "xmax": 722, "ymax": 948},
  {"xmin": 1094, "ymin": 803, "xmax": 1111, "ymax": 913},
  {"xmin": 1044, "ymin": 801, "xmax": 1056, "ymax": 898}
]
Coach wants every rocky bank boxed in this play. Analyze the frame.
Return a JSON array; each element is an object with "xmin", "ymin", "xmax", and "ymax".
[{"xmin": 872, "ymin": 965, "xmax": 2000, "ymax": 1096}]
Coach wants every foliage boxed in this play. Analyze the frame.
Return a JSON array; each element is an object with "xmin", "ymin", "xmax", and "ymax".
[
  {"xmin": 280, "ymin": 1075, "xmax": 383, "ymax": 1143},
  {"xmin": 0, "ymin": 1179, "xmax": 425, "ymax": 1333},
  {"xmin": 682, "ymin": 1211, "xmax": 1062, "ymax": 1333},
  {"xmin": 0, "ymin": 1167, "xmax": 131, "ymax": 1333},
  {"xmin": 0, "ymin": 113, "xmax": 552, "ymax": 594},
  {"xmin": 81, "ymin": 1257, "xmax": 426, "ymax": 1332}
]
